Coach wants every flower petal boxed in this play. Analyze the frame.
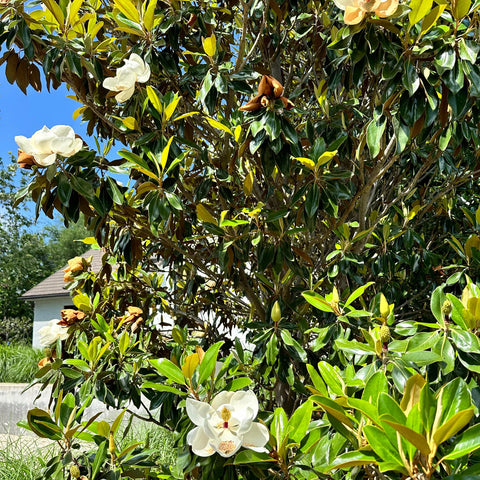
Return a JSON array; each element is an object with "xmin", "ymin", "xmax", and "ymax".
[
  {"xmin": 31, "ymin": 127, "xmax": 55, "ymax": 154},
  {"xmin": 210, "ymin": 429, "xmax": 242, "ymax": 457},
  {"xmin": 358, "ymin": 0, "xmax": 381, "ymax": 11},
  {"xmin": 15, "ymin": 135, "xmax": 32, "ymax": 153},
  {"xmin": 375, "ymin": 0, "xmax": 398, "ymax": 17},
  {"xmin": 115, "ymin": 85, "xmax": 135, "ymax": 103},
  {"xmin": 50, "ymin": 125, "xmax": 75, "ymax": 139},
  {"xmin": 136, "ymin": 63, "xmax": 151, "ymax": 83},
  {"xmin": 34, "ymin": 152, "xmax": 56, "ymax": 166},
  {"xmin": 186, "ymin": 398, "xmax": 214, "ymax": 426},
  {"xmin": 187, "ymin": 426, "xmax": 216, "ymax": 457},
  {"xmin": 211, "ymin": 391, "xmax": 234, "ymax": 410},
  {"xmin": 333, "ymin": 0, "xmax": 357, "ymax": 9},
  {"xmin": 344, "ymin": 6, "xmax": 365, "ymax": 24},
  {"xmin": 242, "ymin": 422, "xmax": 270, "ymax": 452},
  {"xmin": 231, "ymin": 390, "xmax": 259, "ymax": 419}
]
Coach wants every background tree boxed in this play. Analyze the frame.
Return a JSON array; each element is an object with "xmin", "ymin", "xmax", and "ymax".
[
  {"xmin": 2, "ymin": 0, "xmax": 480, "ymax": 478},
  {"xmin": 0, "ymin": 160, "xmax": 89, "ymax": 341}
]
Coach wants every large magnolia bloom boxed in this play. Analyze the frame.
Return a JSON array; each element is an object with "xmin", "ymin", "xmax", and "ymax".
[
  {"xmin": 334, "ymin": 0, "xmax": 399, "ymax": 25},
  {"xmin": 186, "ymin": 390, "xmax": 270, "ymax": 458},
  {"xmin": 103, "ymin": 53, "xmax": 151, "ymax": 102},
  {"xmin": 15, "ymin": 125, "xmax": 83, "ymax": 167},
  {"xmin": 38, "ymin": 319, "xmax": 69, "ymax": 347}
]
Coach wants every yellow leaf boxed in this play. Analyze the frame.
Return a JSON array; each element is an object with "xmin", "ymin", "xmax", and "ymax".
[
  {"xmin": 206, "ymin": 117, "xmax": 232, "ymax": 135},
  {"xmin": 89, "ymin": 20, "xmax": 104, "ymax": 40},
  {"xmin": 295, "ymin": 157, "xmax": 315, "ymax": 170},
  {"xmin": 161, "ymin": 137, "xmax": 174, "ymax": 170},
  {"xmin": 196, "ymin": 204, "xmax": 216, "ymax": 224},
  {"xmin": 400, "ymin": 374, "xmax": 425, "ymax": 413},
  {"xmin": 316, "ymin": 150, "xmax": 337, "ymax": 168},
  {"xmin": 314, "ymin": 79, "xmax": 327, "ymax": 107},
  {"xmin": 114, "ymin": 26, "xmax": 145, "ymax": 37},
  {"xmin": 122, "ymin": 116, "xmax": 139, "ymax": 130},
  {"xmin": 173, "ymin": 111, "xmax": 199, "ymax": 121},
  {"xmin": 82, "ymin": 237, "xmax": 97, "ymax": 245},
  {"xmin": 181, "ymin": 353, "xmax": 199, "ymax": 380},
  {"xmin": 72, "ymin": 106, "xmax": 87, "ymax": 121},
  {"xmin": 452, "ymin": 0, "xmax": 471, "ymax": 20},
  {"xmin": 43, "ymin": 0, "xmax": 65, "ymax": 26},
  {"xmin": 164, "ymin": 95, "xmax": 181, "ymax": 122},
  {"xmin": 202, "ymin": 34, "xmax": 216, "ymax": 57},
  {"xmin": 234, "ymin": 125, "xmax": 242, "ymax": 143},
  {"xmin": 114, "ymin": 0, "xmax": 139, "ymax": 23},
  {"xmin": 143, "ymin": 0, "xmax": 157, "ymax": 31},
  {"xmin": 244, "ymin": 170, "xmax": 254, "ymax": 195},
  {"xmin": 407, "ymin": 203, "xmax": 421, "ymax": 220},
  {"xmin": 408, "ymin": 0, "xmax": 433, "ymax": 26},
  {"xmin": 420, "ymin": 5, "xmax": 446, "ymax": 36},
  {"xmin": 68, "ymin": 0, "xmax": 83, "ymax": 25},
  {"xmin": 146, "ymin": 85, "xmax": 162, "ymax": 114}
]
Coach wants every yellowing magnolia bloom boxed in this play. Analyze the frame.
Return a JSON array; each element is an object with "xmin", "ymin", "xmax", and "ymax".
[
  {"xmin": 38, "ymin": 319, "xmax": 69, "ymax": 347},
  {"xmin": 333, "ymin": 0, "xmax": 399, "ymax": 25},
  {"xmin": 103, "ymin": 53, "xmax": 151, "ymax": 103},
  {"xmin": 15, "ymin": 125, "xmax": 83, "ymax": 166},
  {"xmin": 186, "ymin": 390, "xmax": 269, "ymax": 458}
]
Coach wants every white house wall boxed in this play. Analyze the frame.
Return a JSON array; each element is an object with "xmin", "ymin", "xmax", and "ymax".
[{"xmin": 32, "ymin": 297, "xmax": 71, "ymax": 349}]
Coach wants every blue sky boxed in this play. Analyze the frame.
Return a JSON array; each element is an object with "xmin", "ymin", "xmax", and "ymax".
[
  {"xmin": 0, "ymin": 63, "xmax": 91, "ymax": 229},
  {"xmin": 0, "ymin": 63, "xmax": 89, "ymax": 159}
]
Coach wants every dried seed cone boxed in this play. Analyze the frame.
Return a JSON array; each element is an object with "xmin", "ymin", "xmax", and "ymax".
[
  {"xmin": 70, "ymin": 465, "xmax": 81, "ymax": 478},
  {"xmin": 380, "ymin": 324, "xmax": 391, "ymax": 343}
]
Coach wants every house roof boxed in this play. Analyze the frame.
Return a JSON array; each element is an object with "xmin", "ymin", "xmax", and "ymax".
[{"xmin": 21, "ymin": 248, "xmax": 104, "ymax": 300}]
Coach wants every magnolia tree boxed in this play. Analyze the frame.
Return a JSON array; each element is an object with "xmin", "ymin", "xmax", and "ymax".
[{"xmin": 3, "ymin": 0, "xmax": 480, "ymax": 478}]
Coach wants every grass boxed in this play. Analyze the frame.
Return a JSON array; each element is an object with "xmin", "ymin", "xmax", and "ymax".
[
  {"xmin": 0, "ymin": 421, "xmax": 176, "ymax": 480},
  {"xmin": 0, "ymin": 436, "xmax": 55, "ymax": 480},
  {"xmin": 0, "ymin": 343, "xmax": 44, "ymax": 383}
]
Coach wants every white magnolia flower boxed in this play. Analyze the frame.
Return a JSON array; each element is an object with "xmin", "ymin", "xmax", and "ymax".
[
  {"xmin": 102, "ymin": 53, "xmax": 151, "ymax": 103},
  {"xmin": 39, "ymin": 319, "xmax": 69, "ymax": 347},
  {"xmin": 186, "ymin": 390, "xmax": 270, "ymax": 458},
  {"xmin": 334, "ymin": 0, "xmax": 398, "ymax": 25},
  {"xmin": 15, "ymin": 125, "xmax": 83, "ymax": 167}
]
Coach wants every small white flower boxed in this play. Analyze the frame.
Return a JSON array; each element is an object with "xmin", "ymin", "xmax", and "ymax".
[
  {"xmin": 15, "ymin": 125, "xmax": 83, "ymax": 166},
  {"xmin": 103, "ymin": 53, "xmax": 151, "ymax": 102},
  {"xmin": 39, "ymin": 319, "xmax": 69, "ymax": 347},
  {"xmin": 186, "ymin": 390, "xmax": 270, "ymax": 458}
]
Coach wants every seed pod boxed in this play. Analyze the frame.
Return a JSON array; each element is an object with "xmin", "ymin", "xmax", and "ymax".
[
  {"xmin": 70, "ymin": 465, "xmax": 81, "ymax": 479},
  {"xmin": 441, "ymin": 299, "xmax": 452, "ymax": 316},
  {"xmin": 380, "ymin": 324, "xmax": 391, "ymax": 343}
]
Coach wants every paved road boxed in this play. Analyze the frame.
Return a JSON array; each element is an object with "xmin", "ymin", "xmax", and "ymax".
[{"xmin": 0, "ymin": 383, "xmax": 140, "ymax": 436}]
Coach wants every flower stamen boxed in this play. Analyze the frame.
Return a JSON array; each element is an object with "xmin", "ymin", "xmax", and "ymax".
[{"xmin": 221, "ymin": 407, "xmax": 231, "ymax": 428}]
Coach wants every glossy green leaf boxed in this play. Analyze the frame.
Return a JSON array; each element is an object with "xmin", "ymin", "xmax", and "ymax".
[
  {"xmin": 198, "ymin": 341, "xmax": 223, "ymax": 384},
  {"xmin": 442, "ymin": 423, "xmax": 480, "ymax": 460},
  {"xmin": 288, "ymin": 400, "xmax": 313, "ymax": 443},
  {"xmin": 149, "ymin": 358, "xmax": 185, "ymax": 385}
]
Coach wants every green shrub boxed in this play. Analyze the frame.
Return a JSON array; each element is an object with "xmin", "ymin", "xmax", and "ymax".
[{"xmin": 0, "ymin": 344, "xmax": 43, "ymax": 383}]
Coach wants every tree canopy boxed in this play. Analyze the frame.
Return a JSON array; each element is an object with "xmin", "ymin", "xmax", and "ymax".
[{"xmin": 3, "ymin": 0, "xmax": 480, "ymax": 478}]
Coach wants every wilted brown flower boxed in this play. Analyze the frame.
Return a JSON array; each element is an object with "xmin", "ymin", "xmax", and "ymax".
[
  {"xmin": 38, "ymin": 349, "xmax": 56, "ymax": 369},
  {"xmin": 59, "ymin": 308, "xmax": 86, "ymax": 326},
  {"xmin": 239, "ymin": 75, "xmax": 294, "ymax": 112},
  {"xmin": 63, "ymin": 256, "xmax": 89, "ymax": 282},
  {"xmin": 122, "ymin": 306, "xmax": 144, "ymax": 332},
  {"xmin": 17, "ymin": 149, "xmax": 37, "ymax": 169}
]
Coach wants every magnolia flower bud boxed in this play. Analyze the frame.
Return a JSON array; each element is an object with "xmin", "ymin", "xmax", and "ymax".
[{"xmin": 271, "ymin": 301, "xmax": 281, "ymax": 323}]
